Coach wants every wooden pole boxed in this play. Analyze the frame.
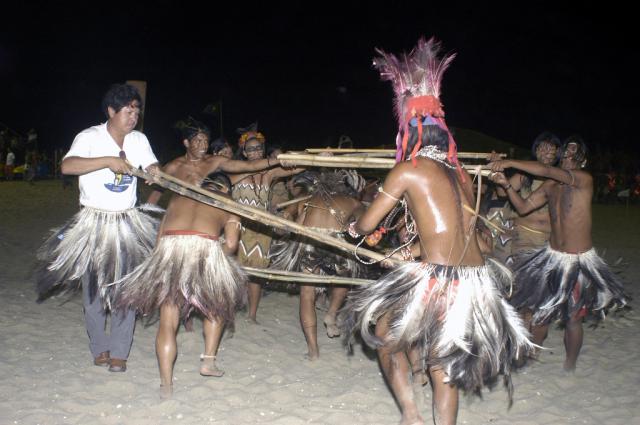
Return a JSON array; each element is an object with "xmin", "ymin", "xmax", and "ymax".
[
  {"xmin": 278, "ymin": 153, "xmax": 494, "ymax": 175},
  {"xmin": 243, "ymin": 267, "xmax": 374, "ymax": 286},
  {"xmin": 130, "ymin": 167, "xmax": 401, "ymax": 265},
  {"xmin": 461, "ymin": 204, "xmax": 505, "ymax": 234},
  {"xmin": 305, "ymin": 148, "xmax": 506, "ymax": 159},
  {"xmin": 275, "ymin": 195, "xmax": 312, "ymax": 210}
]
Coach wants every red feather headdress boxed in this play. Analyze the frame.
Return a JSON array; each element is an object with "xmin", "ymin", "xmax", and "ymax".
[{"xmin": 373, "ymin": 37, "xmax": 462, "ymax": 178}]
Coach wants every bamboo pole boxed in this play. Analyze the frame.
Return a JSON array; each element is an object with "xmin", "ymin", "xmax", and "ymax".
[
  {"xmin": 275, "ymin": 195, "xmax": 312, "ymax": 210},
  {"xmin": 462, "ymin": 204, "xmax": 505, "ymax": 234},
  {"xmin": 130, "ymin": 167, "xmax": 401, "ymax": 265},
  {"xmin": 305, "ymin": 148, "xmax": 506, "ymax": 159},
  {"xmin": 278, "ymin": 153, "xmax": 493, "ymax": 175},
  {"xmin": 307, "ymin": 148, "xmax": 394, "ymax": 154},
  {"xmin": 243, "ymin": 267, "xmax": 374, "ymax": 286}
]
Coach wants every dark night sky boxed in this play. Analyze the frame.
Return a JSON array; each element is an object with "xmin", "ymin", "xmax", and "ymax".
[{"xmin": 1, "ymin": 4, "xmax": 637, "ymax": 162}]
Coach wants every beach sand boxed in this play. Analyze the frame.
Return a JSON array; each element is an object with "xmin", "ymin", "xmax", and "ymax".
[{"xmin": 1, "ymin": 180, "xmax": 638, "ymax": 424}]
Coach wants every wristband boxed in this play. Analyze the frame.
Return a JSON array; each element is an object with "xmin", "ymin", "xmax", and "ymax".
[
  {"xmin": 504, "ymin": 183, "xmax": 512, "ymax": 191},
  {"xmin": 347, "ymin": 221, "xmax": 361, "ymax": 238}
]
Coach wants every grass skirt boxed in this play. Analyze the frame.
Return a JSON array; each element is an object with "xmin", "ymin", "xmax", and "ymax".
[
  {"xmin": 113, "ymin": 234, "xmax": 247, "ymax": 322},
  {"xmin": 36, "ymin": 204, "xmax": 161, "ymax": 305},
  {"xmin": 342, "ymin": 259, "xmax": 534, "ymax": 395},
  {"xmin": 511, "ymin": 244, "xmax": 628, "ymax": 324}
]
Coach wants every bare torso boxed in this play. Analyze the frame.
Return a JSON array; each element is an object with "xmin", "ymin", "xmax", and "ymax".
[
  {"xmin": 300, "ymin": 194, "xmax": 363, "ymax": 231},
  {"xmin": 358, "ymin": 158, "xmax": 484, "ymax": 267},
  {"xmin": 514, "ymin": 177, "xmax": 552, "ymax": 233},
  {"xmin": 544, "ymin": 170, "xmax": 593, "ymax": 253},
  {"xmin": 160, "ymin": 155, "xmax": 237, "ymax": 238}
]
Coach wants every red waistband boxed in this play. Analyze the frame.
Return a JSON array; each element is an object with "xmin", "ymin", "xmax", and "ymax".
[{"xmin": 162, "ymin": 230, "xmax": 219, "ymax": 240}]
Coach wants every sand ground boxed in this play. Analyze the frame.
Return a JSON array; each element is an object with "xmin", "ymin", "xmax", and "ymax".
[{"xmin": 1, "ymin": 180, "xmax": 639, "ymax": 424}]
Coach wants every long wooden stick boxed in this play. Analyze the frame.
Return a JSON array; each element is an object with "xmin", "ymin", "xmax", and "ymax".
[
  {"xmin": 278, "ymin": 153, "xmax": 493, "ymax": 175},
  {"xmin": 131, "ymin": 168, "xmax": 401, "ymax": 265},
  {"xmin": 305, "ymin": 148, "xmax": 506, "ymax": 159},
  {"xmin": 275, "ymin": 195, "xmax": 312, "ymax": 210},
  {"xmin": 462, "ymin": 204, "xmax": 505, "ymax": 234},
  {"xmin": 243, "ymin": 267, "xmax": 374, "ymax": 286}
]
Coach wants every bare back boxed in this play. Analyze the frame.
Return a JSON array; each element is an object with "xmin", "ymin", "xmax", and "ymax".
[
  {"xmin": 160, "ymin": 156, "xmax": 237, "ymax": 238},
  {"xmin": 358, "ymin": 157, "xmax": 484, "ymax": 267},
  {"xmin": 300, "ymin": 194, "xmax": 363, "ymax": 231}
]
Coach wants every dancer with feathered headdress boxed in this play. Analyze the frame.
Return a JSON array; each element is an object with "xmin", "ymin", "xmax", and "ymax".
[
  {"xmin": 269, "ymin": 169, "xmax": 366, "ymax": 359},
  {"xmin": 342, "ymin": 38, "xmax": 535, "ymax": 425}
]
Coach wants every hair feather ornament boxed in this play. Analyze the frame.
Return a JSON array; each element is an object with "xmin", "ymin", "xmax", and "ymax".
[{"xmin": 373, "ymin": 37, "xmax": 463, "ymax": 179}]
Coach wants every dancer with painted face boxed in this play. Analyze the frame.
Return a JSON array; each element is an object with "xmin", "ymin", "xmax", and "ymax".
[
  {"xmin": 343, "ymin": 38, "xmax": 534, "ymax": 425},
  {"xmin": 230, "ymin": 125, "xmax": 303, "ymax": 323},
  {"xmin": 489, "ymin": 135, "xmax": 628, "ymax": 371},
  {"xmin": 114, "ymin": 119, "xmax": 286, "ymax": 397},
  {"xmin": 487, "ymin": 132, "xmax": 561, "ymax": 264}
]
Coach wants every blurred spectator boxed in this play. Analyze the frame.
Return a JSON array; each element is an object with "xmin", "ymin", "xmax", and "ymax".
[{"xmin": 5, "ymin": 148, "xmax": 15, "ymax": 180}]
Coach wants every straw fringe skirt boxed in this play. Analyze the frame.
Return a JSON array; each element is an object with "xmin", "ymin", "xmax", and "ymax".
[
  {"xmin": 36, "ymin": 204, "xmax": 161, "ymax": 304},
  {"xmin": 342, "ymin": 259, "xmax": 534, "ymax": 395},
  {"xmin": 113, "ymin": 234, "xmax": 247, "ymax": 322}
]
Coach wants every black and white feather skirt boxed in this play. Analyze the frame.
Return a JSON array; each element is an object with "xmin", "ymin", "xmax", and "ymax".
[
  {"xmin": 113, "ymin": 233, "xmax": 247, "ymax": 322},
  {"xmin": 511, "ymin": 244, "xmax": 628, "ymax": 324},
  {"xmin": 342, "ymin": 259, "xmax": 534, "ymax": 396},
  {"xmin": 35, "ymin": 204, "xmax": 162, "ymax": 305},
  {"xmin": 269, "ymin": 229, "xmax": 365, "ymax": 287}
]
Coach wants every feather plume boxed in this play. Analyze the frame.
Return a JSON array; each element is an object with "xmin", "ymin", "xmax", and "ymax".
[{"xmin": 373, "ymin": 37, "xmax": 456, "ymax": 129}]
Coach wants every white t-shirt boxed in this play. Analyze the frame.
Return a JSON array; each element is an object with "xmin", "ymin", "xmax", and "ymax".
[
  {"xmin": 64, "ymin": 123, "xmax": 158, "ymax": 211},
  {"xmin": 6, "ymin": 152, "xmax": 15, "ymax": 166}
]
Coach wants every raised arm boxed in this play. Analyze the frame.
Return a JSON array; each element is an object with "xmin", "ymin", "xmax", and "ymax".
[
  {"xmin": 217, "ymin": 157, "xmax": 274, "ymax": 174},
  {"xmin": 491, "ymin": 171, "xmax": 549, "ymax": 215},
  {"xmin": 490, "ymin": 160, "xmax": 574, "ymax": 186},
  {"xmin": 268, "ymin": 165, "xmax": 305, "ymax": 180}
]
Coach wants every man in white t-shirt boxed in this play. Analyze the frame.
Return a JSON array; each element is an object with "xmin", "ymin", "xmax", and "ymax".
[{"xmin": 36, "ymin": 83, "xmax": 160, "ymax": 373}]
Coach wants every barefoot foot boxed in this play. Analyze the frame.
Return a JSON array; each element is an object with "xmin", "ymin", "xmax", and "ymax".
[
  {"xmin": 159, "ymin": 384, "xmax": 173, "ymax": 399},
  {"xmin": 304, "ymin": 350, "xmax": 319, "ymax": 361},
  {"xmin": 323, "ymin": 314, "xmax": 341, "ymax": 338},
  {"xmin": 200, "ymin": 355, "xmax": 224, "ymax": 377}
]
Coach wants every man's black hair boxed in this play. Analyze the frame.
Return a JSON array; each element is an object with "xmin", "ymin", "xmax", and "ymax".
[
  {"xmin": 211, "ymin": 137, "xmax": 229, "ymax": 154},
  {"xmin": 101, "ymin": 83, "xmax": 143, "ymax": 117},
  {"xmin": 180, "ymin": 118, "xmax": 211, "ymax": 142},
  {"xmin": 203, "ymin": 171, "xmax": 232, "ymax": 193},
  {"xmin": 266, "ymin": 144, "xmax": 283, "ymax": 157},
  {"xmin": 531, "ymin": 131, "xmax": 561, "ymax": 160},
  {"xmin": 405, "ymin": 124, "xmax": 449, "ymax": 155},
  {"xmin": 562, "ymin": 134, "xmax": 589, "ymax": 166}
]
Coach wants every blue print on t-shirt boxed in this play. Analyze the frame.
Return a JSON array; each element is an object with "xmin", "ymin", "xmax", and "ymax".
[{"xmin": 104, "ymin": 174, "xmax": 133, "ymax": 193}]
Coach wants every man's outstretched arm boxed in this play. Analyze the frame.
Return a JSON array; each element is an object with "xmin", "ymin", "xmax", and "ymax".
[
  {"xmin": 489, "ymin": 160, "xmax": 574, "ymax": 186},
  {"xmin": 491, "ymin": 171, "xmax": 548, "ymax": 215}
]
